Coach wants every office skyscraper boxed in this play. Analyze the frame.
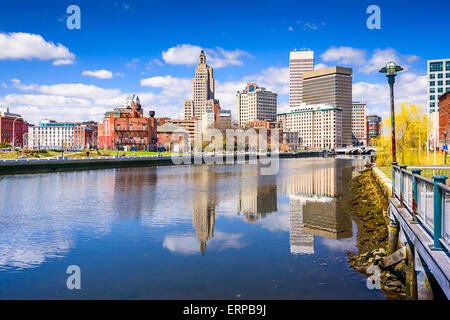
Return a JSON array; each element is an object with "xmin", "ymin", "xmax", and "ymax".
[
  {"xmin": 183, "ymin": 50, "xmax": 220, "ymax": 120},
  {"xmin": 302, "ymin": 66, "xmax": 353, "ymax": 147},
  {"xmin": 289, "ymin": 50, "xmax": 314, "ymax": 108},
  {"xmin": 237, "ymin": 83, "xmax": 277, "ymax": 127}
]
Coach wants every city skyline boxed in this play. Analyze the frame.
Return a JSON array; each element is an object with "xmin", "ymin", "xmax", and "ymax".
[{"xmin": 0, "ymin": 0, "xmax": 448, "ymax": 125}]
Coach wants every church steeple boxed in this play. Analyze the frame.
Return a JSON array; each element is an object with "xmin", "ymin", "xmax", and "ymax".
[{"xmin": 199, "ymin": 50, "xmax": 206, "ymax": 64}]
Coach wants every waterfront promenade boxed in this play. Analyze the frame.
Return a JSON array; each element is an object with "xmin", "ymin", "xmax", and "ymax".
[{"xmin": 372, "ymin": 166, "xmax": 450, "ymax": 299}]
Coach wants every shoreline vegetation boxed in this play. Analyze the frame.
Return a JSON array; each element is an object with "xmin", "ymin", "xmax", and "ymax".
[{"xmin": 348, "ymin": 166, "xmax": 407, "ymax": 299}]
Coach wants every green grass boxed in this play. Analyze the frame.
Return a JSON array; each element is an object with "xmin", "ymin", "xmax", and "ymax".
[{"xmin": 378, "ymin": 166, "xmax": 392, "ymax": 179}]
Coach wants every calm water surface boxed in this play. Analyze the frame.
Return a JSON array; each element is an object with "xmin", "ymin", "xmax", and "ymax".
[{"xmin": 0, "ymin": 157, "xmax": 387, "ymax": 299}]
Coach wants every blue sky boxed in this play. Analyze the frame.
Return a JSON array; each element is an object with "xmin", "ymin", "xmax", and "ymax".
[{"xmin": 0, "ymin": 0, "xmax": 449, "ymax": 124}]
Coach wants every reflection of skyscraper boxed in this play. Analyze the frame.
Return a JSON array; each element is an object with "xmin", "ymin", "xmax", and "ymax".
[
  {"xmin": 283, "ymin": 160, "xmax": 355, "ymax": 247},
  {"xmin": 192, "ymin": 169, "xmax": 217, "ymax": 255},
  {"xmin": 282, "ymin": 159, "xmax": 340, "ymax": 197},
  {"xmin": 289, "ymin": 198, "xmax": 314, "ymax": 254},
  {"xmin": 302, "ymin": 200, "xmax": 352, "ymax": 240},
  {"xmin": 238, "ymin": 178, "xmax": 277, "ymax": 222}
]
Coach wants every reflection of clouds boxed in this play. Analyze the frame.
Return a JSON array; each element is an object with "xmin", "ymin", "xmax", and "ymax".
[
  {"xmin": 163, "ymin": 231, "xmax": 246, "ymax": 255},
  {"xmin": 258, "ymin": 202, "xmax": 290, "ymax": 231},
  {"xmin": 0, "ymin": 171, "xmax": 119, "ymax": 271},
  {"xmin": 319, "ymin": 222, "xmax": 358, "ymax": 252},
  {"xmin": 0, "ymin": 233, "xmax": 72, "ymax": 271}
]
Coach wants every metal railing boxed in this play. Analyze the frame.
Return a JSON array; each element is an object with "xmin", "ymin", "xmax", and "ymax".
[{"xmin": 393, "ymin": 165, "xmax": 450, "ymax": 251}]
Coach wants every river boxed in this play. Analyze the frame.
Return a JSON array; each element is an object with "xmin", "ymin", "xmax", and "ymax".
[{"xmin": 0, "ymin": 156, "xmax": 387, "ymax": 299}]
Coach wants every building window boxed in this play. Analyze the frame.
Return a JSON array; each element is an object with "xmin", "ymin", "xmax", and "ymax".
[
  {"xmin": 447, "ymin": 61, "xmax": 450, "ymax": 71},
  {"xmin": 430, "ymin": 88, "xmax": 435, "ymax": 93},
  {"xmin": 438, "ymin": 81, "xmax": 443, "ymax": 86},
  {"xmin": 446, "ymin": 80, "xmax": 450, "ymax": 86},
  {"xmin": 438, "ymin": 73, "xmax": 444, "ymax": 79},
  {"xmin": 430, "ymin": 81, "xmax": 435, "ymax": 86},
  {"xmin": 430, "ymin": 102, "xmax": 435, "ymax": 108},
  {"xmin": 430, "ymin": 74, "xmax": 435, "ymax": 79},
  {"xmin": 430, "ymin": 62, "xmax": 443, "ymax": 72},
  {"xmin": 430, "ymin": 95, "xmax": 435, "ymax": 100}
]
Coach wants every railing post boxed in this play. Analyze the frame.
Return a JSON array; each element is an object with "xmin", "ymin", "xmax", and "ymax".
[
  {"xmin": 392, "ymin": 162, "xmax": 398, "ymax": 196},
  {"xmin": 411, "ymin": 169, "xmax": 422, "ymax": 223},
  {"xmin": 399, "ymin": 165, "xmax": 408, "ymax": 205},
  {"xmin": 430, "ymin": 175, "xmax": 447, "ymax": 251}
]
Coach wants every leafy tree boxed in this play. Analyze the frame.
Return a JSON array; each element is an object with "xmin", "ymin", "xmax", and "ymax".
[{"xmin": 375, "ymin": 103, "xmax": 430, "ymax": 166}]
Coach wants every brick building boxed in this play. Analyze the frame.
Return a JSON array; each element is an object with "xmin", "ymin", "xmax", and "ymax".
[
  {"xmin": 0, "ymin": 107, "xmax": 26, "ymax": 148},
  {"xmin": 439, "ymin": 92, "xmax": 450, "ymax": 146},
  {"xmin": 97, "ymin": 95, "xmax": 157, "ymax": 151},
  {"xmin": 157, "ymin": 122, "xmax": 189, "ymax": 153}
]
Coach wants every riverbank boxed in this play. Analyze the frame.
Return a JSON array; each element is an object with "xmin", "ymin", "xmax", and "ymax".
[
  {"xmin": 0, "ymin": 151, "xmax": 326, "ymax": 175},
  {"xmin": 347, "ymin": 167, "xmax": 407, "ymax": 299}
]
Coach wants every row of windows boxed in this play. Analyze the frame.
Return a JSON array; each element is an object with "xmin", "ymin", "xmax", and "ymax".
[
  {"xmin": 430, "ymin": 80, "xmax": 450, "ymax": 86},
  {"xmin": 429, "ymin": 61, "xmax": 450, "ymax": 72},
  {"xmin": 430, "ymin": 73, "xmax": 450, "ymax": 79}
]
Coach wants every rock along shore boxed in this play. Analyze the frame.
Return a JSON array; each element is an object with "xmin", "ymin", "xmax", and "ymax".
[{"xmin": 347, "ymin": 166, "xmax": 407, "ymax": 299}]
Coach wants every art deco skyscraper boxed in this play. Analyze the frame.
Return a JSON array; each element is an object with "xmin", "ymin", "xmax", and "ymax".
[
  {"xmin": 289, "ymin": 50, "xmax": 314, "ymax": 108},
  {"xmin": 183, "ymin": 50, "xmax": 220, "ymax": 120}
]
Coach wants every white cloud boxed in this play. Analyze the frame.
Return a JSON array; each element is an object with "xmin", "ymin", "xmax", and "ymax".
[
  {"xmin": 52, "ymin": 59, "xmax": 74, "ymax": 66},
  {"xmin": 321, "ymin": 46, "xmax": 420, "ymax": 75},
  {"xmin": 353, "ymin": 71, "xmax": 427, "ymax": 117},
  {"xmin": 360, "ymin": 48, "xmax": 419, "ymax": 74},
  {"xmin": 125, "ymin": 58, "xmax": 140, "ymax": 69},
  {"xmin": 314, "ymin": 63, "xmax": 328, "ymax": 70},
  {"xmin": 141, "ymin": 75, "xmax": 192, "ymax": 99},
  {"xmin": 81, "ymin": 69, "xmax": 113, "ymax": 79},
  {"xmin": 321, "ymin": 46, "xmax": 367, "ymax": 66},
  {"xmin": 288, "ymin": 26, "xmax": 294, "ymax": 32},
  {"xmin": 0, "ymin": 32, "xmax": 75, "ymax": 65},
  {"xmin": 162, "ymin": 44, "xmax": 250, "ymax": 68}
]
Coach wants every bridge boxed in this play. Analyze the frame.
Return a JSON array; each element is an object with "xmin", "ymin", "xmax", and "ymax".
[
  {"xmin": 377, "ymin": 165, "xmax": 450, "ymax": 299},
  {"xmin": 335, "ymin": 146, "xmax": 377, "ymax": 155}
]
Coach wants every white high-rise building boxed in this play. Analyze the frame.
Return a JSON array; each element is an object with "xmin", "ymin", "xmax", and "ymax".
[
  {"xmin": 183, "ymin": 50, "xmax": 220, "ymax": 120},
  {"xmin": 427, "ymin": 58, "xmax": 450, "ymax": 114},
  {"xmin": 289, "ymin": 50, "xmax": 314, "ymax": 108},
  {"xmin": 427, "ymin": 59, "xmax": 450, "ymax": 147},
  {"xmin": 237, "ymin": 83, "xmax": 277, "ymax": 127}
]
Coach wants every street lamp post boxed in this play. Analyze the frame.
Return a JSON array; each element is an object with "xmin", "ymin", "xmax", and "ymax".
[{"xmin": 380, "ymin": 62, "xmax": 403, "ymax": 193}]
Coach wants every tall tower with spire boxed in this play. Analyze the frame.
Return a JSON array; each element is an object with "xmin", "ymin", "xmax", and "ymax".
[{"xmin": 183, "ymin": 50, "xmax": 220, "ymax": 120}]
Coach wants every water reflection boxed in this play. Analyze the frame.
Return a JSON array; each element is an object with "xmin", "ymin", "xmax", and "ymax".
[{"xmin": 0, "ymin": 157, "xmax": 369, "ymax": 269}]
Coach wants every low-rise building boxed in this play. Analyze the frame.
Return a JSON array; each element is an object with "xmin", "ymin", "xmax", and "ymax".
[
  {"xmin": 97, "ymin": 94, "xmax": 157, "ymax": 151},
  {"xmin": 157, "ymin": 122, "xmax": 189, "ymax": 153},
  {"xmin": 28, "ymin": 119, "xmax": 76, "ymax": 150},
  {"xmin": 0, "ymin": 107, "xmax": 26, "ymax": 148},
  {"xmin": 277, "ymin": 103, "xmax": 343, "ymax": 149},
  {"xmin": 439, "ymin": 91, "xmax": 450, "ymax": 146}
]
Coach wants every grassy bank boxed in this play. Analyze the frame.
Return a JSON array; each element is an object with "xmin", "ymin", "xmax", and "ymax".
[{"xmin": 0, "ymin": 150, "xmax": 180, "ymax": 160}]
